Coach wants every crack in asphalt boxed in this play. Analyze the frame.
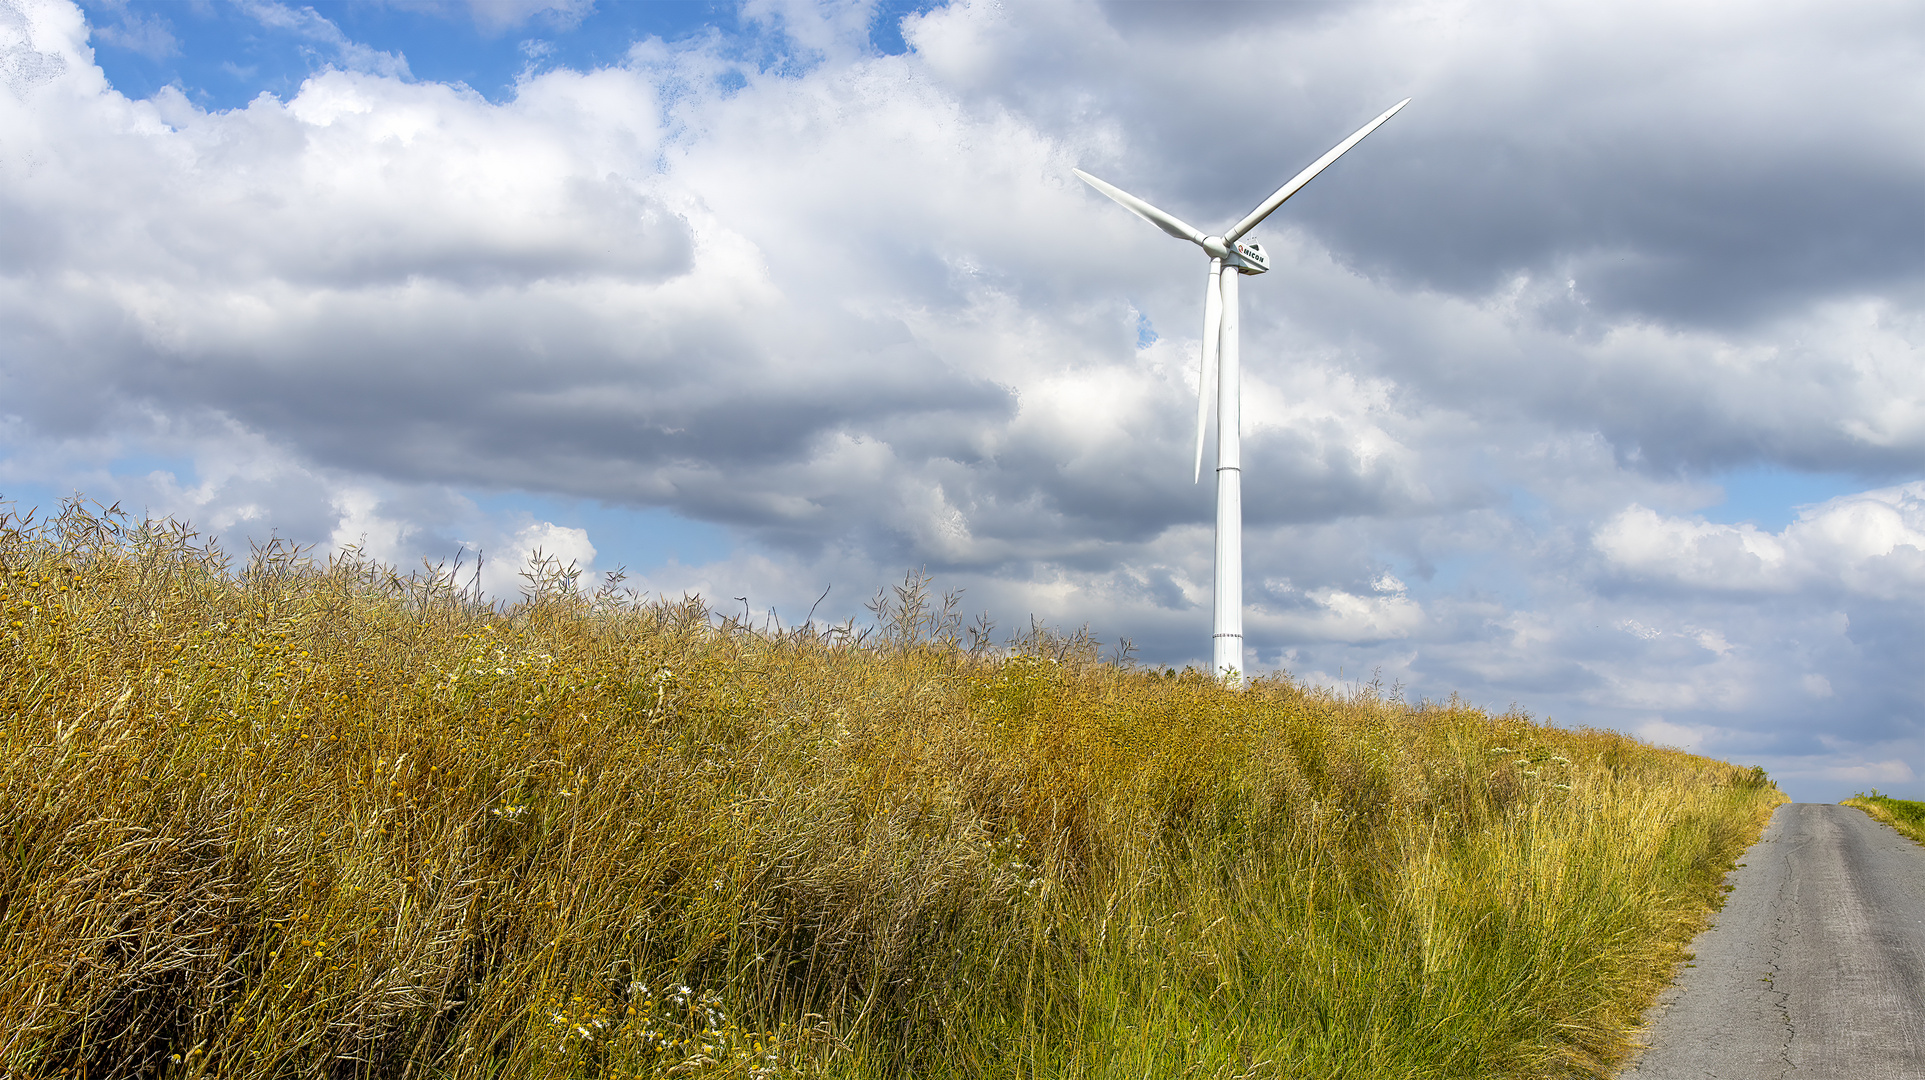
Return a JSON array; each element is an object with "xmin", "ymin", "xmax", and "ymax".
[{"xmin": 1764, "ymin": 831, "xmax": 1791, "ymax": 1080}]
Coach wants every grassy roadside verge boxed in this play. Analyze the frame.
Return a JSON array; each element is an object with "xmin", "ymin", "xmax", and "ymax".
[
  {"xmin": 1, "ymin": 502, "xmax": 1784, "ymax": 1078},
  {"xmin": 1840, "ymin": 793, "xmax": 1925, "ymax": 845}
]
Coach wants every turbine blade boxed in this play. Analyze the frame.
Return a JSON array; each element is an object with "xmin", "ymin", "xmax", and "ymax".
[
  {"xmin": 1074, "ymin": 168, "xmax": 1210, "ymax": 248},
  {"xmin": 1222, "ymin": 98, "xmax": 1410, "ymax": 243},
  {"xmin": 1194, "ymin": 259, "xmax": 1224, "ymax": 483}
]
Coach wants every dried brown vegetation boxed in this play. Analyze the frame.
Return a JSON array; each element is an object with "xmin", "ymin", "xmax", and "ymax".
[{"xmin": 0, "ymin": 501, "xmax": 1782, "ymax": 1078}]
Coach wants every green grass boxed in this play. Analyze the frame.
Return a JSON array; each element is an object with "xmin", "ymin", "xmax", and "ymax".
[
  {"xmin": 0, "ymin": 500, "xmax": 1785, "ymax": 1078},
  {"xmin": 1840, "ymin": 792, "xmax": 1925, "ymax": 845}
]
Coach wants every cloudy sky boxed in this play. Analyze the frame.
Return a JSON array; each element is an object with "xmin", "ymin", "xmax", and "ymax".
[{"xmin": 3, "ymin": 0, "xmax": 1922, "ymax": 799}]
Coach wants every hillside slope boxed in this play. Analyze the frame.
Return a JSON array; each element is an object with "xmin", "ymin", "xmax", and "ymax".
[{"xmin": 0, "ymin": 503, "xmax": 1783, "ymax": 1078}]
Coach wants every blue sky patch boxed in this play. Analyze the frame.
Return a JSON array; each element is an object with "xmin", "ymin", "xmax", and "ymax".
[
  {"xmin": 1708, "ymin": 465, "xmax": 1866, "ymax": 532},
  {"xmin": 83, "ymin": 1, "xmax": 940, "ymax": 110}
]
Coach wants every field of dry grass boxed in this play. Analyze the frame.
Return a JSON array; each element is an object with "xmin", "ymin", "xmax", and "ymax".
[{"xmin": 0, "ymin": 501, "xmax": 1783, "ymax": 1078}]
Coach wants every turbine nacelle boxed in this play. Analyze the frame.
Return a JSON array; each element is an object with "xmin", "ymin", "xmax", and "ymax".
[{"xmin": 1219, "ymin": 239, "xmax": 1269, "ymax": 275}]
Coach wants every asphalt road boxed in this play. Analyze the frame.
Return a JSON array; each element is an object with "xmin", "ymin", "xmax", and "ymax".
[{"xmin": 1619, "ymin": 802, "xmax": 1925, "ymax": 1079}]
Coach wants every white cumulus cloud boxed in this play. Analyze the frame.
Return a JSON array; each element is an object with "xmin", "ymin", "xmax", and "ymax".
[{"xmin": 2, "ymin": 0, "xmax": 1924, "ymax": 798}]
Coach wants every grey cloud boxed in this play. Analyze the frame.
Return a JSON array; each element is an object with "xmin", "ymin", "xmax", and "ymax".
[
  {"xmin": 913, "ymin": 0, "xmax": 1925, "ymax": 332},
  {"xmin": 258, "ymin": 177, "xmax": 697, "ymax": 288}
]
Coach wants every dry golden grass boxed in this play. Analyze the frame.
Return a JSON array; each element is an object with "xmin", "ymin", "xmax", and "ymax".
[{"xmin": 0, "ymin": 500, "xmax": 1783, "ymax": 1078}]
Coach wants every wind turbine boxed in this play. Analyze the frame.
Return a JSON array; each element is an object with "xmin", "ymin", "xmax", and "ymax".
[{"xmin": 1075, "ymin": 99, "xmax": 1409, "ymax": 686}]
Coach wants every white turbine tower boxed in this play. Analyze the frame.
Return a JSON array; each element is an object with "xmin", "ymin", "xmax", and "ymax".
[{"xmin": 1075, "ymin": 99, "xmax": 1409, "ymax": 686}]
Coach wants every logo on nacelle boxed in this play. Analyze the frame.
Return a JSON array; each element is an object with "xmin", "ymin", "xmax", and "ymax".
[{"xmin": 1226, "ymin": 241, "xmax": 1270, "ymax": 275}]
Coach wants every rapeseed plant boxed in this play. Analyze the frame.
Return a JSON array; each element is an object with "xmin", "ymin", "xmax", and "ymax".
[{"xmin": 0, "ymin": 499, "xmax": 1781, "ymax": 1078}]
